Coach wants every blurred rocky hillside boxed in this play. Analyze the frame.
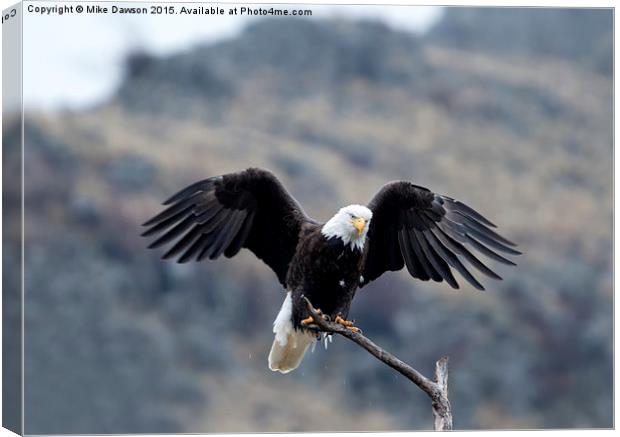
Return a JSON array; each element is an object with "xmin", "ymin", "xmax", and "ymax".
[
  {"xmin": 7, "ymin": 9, "xmax": 612, "ymax": 433},
  {"xmin": 428, "ymin": 8, "xmax": 613, "ymax": 76}
]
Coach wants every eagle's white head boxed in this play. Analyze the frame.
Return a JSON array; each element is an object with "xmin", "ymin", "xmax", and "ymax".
[{"xmin": 321, "ymin": 204, "xmax": 373, "ymax": 251}]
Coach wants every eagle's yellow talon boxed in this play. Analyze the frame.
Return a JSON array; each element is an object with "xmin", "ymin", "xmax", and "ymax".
[
  {"xmin": 335, "ymin": 315, "xmax": 355, "ymax": 327},
  {"xmin": 335, "ymin": 315, "xmax": 360, "ymax": 332}
]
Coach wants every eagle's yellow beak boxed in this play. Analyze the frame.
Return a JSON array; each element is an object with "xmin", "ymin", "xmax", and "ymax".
[{"xmin": 351, "ymin": 217, "xmax": 366, "ymax": 236}]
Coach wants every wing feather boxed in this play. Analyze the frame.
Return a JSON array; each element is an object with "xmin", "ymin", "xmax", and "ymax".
[
  {"xmin": 447, "ymin": 210, "xmax": 517, "ymax": 247},
  {"xmin": 178, "ymin": 234, "xmax": 210, "ymax": 263},
  {"xmin": 147, "ymin": 215, "xmax": 196, "ymax": 249},
  {"xmin": 142, "ymin": 196, "xmax": 199, "ymax": 227},
  {"xmin": 141, "ymin": 205, "xmax": 193, "ymax": 237},
  {"xmin": 398, "ymin": 228, "xmax": 423, "ymax": 279},
  {"xmin": 200, "ymin": 209, "xmax": 231, "ymax": 234},
  {"xmin": 194, "ymin": 201, "xmax": 223, "ymax": 224},
  {"xmin": 434, "ymin": 223, "xmax": 503, "ymax": 281},
  {"xmin": 224, "ymin": 209, "xmax": 255, "ymax": 258},
  {"xmin": 449, "ymin": 199, "xmax": 497, "ymax": 228},
  {"xmin": 208, "ymin": 211, "xmax": 248, "ymax": 260},
  {"xmin": 197, "ymin": 232, "xmax": 221, "ymax": 261},
  {"xmin": 162, "ymin": 224, "xmax": 204, "ymax": 260},
  {"xmin": 462, "ymin": 227, "xmax": 522, "ymax": 255},
  {"xmin": 409, "ymin": 228, "xmax": 440, "ymax": 281},
  {"xmin": 414, "ymin": 228, "xmax": 458, "ymax": 288},
  {"xmin": 162, "ymin": 178, "xmax": 219, "ymax": 205},
  {"xmin": 427, "ymin": 227, "xmax": 485, "ymax": 290},
  {"xmin": 217, "ymin": 210, "xmax": 248, "ymax": 255},
  {"xmin": 464, "ymin": 234, "xmax": 516, "ymax": 266}
]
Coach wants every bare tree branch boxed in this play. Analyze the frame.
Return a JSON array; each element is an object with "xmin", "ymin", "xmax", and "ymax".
[{"xmin": 303, "ymin": 296, "xmax": 453, "ymax": 431}]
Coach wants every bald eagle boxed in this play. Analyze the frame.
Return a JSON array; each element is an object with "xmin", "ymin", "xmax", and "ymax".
[{"xmin": 142, "ymin": 168, "xmax": 519, "ymax": 373}]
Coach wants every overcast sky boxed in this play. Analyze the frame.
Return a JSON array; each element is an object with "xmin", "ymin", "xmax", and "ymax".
[{"xmin": 22, "ymin": 4, "xmax": 442, "ymax": 110}]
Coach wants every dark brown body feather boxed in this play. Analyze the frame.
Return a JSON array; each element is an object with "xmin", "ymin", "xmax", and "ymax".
[{"xmin": 287, "ymin": 225, "xmax": 368, "ymax": 328}]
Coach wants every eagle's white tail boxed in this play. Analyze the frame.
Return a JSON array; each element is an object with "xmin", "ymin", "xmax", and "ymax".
[
  {"xmin": 268, "ymin": 292, "xmax": 315, "ymax": 373},
  {"xmin": 268, "ymin": 330, "xmax": 314, "ymax": 373}
]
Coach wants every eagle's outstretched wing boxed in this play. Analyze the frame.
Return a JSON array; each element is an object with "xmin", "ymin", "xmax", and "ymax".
[
  {"xmin": 142, "ymin": 167, "xmax": 311, "ymax": 286},
  {"xmin": 362, "ymin": 182, "xmax": 520, "ymax": 290}
]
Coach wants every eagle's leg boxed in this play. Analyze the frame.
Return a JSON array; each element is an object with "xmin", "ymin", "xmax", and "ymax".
[
  {"xmin": 300, "ymin": 316, "xmax": 314, "ymax": 325},
  {"xmin": 335, "ymin": 315, "xmax": 361, "ymax": 333},
  {"xmin": 300, "ymin": 308, "xmax": 327, "ymax": 326}
]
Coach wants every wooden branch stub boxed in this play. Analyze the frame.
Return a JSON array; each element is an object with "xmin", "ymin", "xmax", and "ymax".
[
  {"xmin": 432, "ymin": 356, "xmax": 453, "ymax": 431},
  {"xmin": 302, "ymin": 296, "xmax": 453, "ymax": 431}
]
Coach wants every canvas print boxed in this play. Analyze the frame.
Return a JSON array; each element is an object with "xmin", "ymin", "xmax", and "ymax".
[{"xmin": 2, "ymin": 2, "xmax": 613, "ymax": 433}]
